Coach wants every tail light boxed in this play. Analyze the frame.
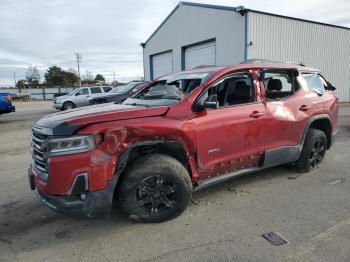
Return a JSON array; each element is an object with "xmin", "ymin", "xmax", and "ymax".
[{"xmin": 4, "ymin": 95, "xmax": 12, "ymax": 102}]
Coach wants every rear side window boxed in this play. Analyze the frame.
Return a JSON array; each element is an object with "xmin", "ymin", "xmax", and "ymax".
[
  {"xmin": 302, "ymin": 73, "xmax": 326, "ymax": 95},
  {"xmin": 261, "ymin": 70, "xmax": 299, "ymax": 100},
  {"xmin": 102, "ymin": 86, "xmax": 112, "ymax": 92},
  {"xmin": 90, "ymin": 87, "xmax": 102, "ymax": 94}
]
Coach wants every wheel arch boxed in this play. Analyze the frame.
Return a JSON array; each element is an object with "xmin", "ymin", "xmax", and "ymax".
[
  {"xmin": 62, "ymin": 100, "xmax": 76, "ymax": 109},
  {"xmin": 301, "ymin": 114, "xmax": 332, "ymax": 149},
  {"xmin": 113, "ymin": 140, "xmax": 193, "ymax": 199}
]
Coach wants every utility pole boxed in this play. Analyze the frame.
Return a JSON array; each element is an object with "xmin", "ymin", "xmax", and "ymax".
[
  {"xmin": 13, "ymin": 72, "xmax": 20, "ymax": 93},
  {"xmin": 113, "ymin": 69, "xmax": 116, "ymax": 85},
  {"xmin": 75, "ymin": 53, "xmax": 82, "ymax": 87}
]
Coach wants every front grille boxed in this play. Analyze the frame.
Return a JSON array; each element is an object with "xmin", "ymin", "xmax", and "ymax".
[{"xmin": 31, "ymin": 130, "xmax": 49, "ymax": 181}]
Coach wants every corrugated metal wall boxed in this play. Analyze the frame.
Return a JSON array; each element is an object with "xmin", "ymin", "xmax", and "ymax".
[
  {"xmin": 144, "ymin": 4, "xmax": 245, "ymax": 81},
  {"xmin": 247, "ymin": 12, "xmax": 350, "ymax": 102}
]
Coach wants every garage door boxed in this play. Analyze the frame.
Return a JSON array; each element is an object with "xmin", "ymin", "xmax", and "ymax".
[
  {"xmin": 151, "ymin": 51, "xmax": 173, "ymax": 79},
  {"xmin": 185, "ymin": 41, "xmax": 216, "ymax": 70}
]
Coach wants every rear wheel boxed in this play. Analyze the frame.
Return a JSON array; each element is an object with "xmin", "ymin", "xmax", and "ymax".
[
  {"xmin": 295, "ymin": 128, "xmax": 327, "ymax": 173},
  {"xmin": 119, "ymin": 154, "xmax": 192, "ymax": 223},
  {"xmin": 62, "ymin": 101, "xmax": 75, "ymax": 111}
]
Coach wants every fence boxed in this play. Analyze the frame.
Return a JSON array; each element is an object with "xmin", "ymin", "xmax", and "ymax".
[{"xmin": 0, "ymin": 87, "xmax": 76, "ymax": 100}]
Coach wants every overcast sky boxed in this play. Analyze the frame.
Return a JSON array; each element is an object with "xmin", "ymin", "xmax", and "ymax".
[{"xmin": 0, "ymin": 0, "xmax": 349, "ymax": 86}]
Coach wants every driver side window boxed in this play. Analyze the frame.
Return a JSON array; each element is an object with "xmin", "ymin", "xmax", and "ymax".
[
  {"xmin": 76, "ymin": 88, "xmax": 89, "ymax": 96},
  {"xmin": 205, "ymin": 73, "xmax": 255, "ymax": 107}
]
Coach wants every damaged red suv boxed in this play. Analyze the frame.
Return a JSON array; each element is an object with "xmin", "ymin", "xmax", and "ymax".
[{"xmin": 28, "ymin": 61, "xmax": 338, "ymax": 222}]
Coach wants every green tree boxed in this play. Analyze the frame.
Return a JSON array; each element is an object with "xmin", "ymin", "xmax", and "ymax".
[
  {"xmin": 95, "ymin": 74, "xmax": 105, "ymax": 82},
  {"xmin": 44, "ymin": 66, "xmax": 64, "ymax": 86},
  {"xmin": 62, "ymin": 71, "xmax": 79, "ymax": 86},
  {"xmin": 44, "ymin": 66, "xmax": 79, "ymax": 86}
]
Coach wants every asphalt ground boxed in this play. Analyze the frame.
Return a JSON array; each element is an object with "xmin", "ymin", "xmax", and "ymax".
[{"xmin": 0, "ymin": 101, "xmax": 349, "ymax": 262}]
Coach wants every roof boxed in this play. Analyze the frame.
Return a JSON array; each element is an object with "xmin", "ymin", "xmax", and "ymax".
[
  {"xmin": 144, "ymin": 1, "xmax": 350, "ymax": 45},
  {"xmin": 170, "ymin": 62, "xmax": 320, "ymax": 76}
]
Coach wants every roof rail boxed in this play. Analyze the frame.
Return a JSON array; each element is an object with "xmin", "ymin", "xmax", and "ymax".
[
  {"xmin": 284, "ymin": 61, "xmax": 307, "ymax": 66},
  {"xmin": 192, "ymin": 65, "xmax": 217, "ymax": 69},
  {"xmin": 240, "ymin": 59, "xmax": 279, "ymax": 64},
  {"xmin": 240, "ymin": 59, "xmax": 307, "ymax": 66}
]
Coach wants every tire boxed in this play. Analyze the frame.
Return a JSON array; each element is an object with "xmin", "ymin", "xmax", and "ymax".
[
  {"xmin": 295, "ymin": 128, "xmax": 327, "ymax": 173},
  {"xmin": 62, "ymin": 101, "xmax": 75, "ymax": 111},
  {"xmin": 119, "ymin": 154, "xmax": 192, "ymax": 223}
]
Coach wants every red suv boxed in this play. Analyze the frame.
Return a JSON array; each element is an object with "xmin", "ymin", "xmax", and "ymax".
[{"xmin": 28, "ymin": 61, "xmax": 338, "ymax": 222}]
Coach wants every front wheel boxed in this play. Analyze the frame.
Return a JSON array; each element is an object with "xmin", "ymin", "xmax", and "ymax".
[
  {"xmin": 295, "ymin": 128, "xmax": 327, "ymax": 173},
  {"xmin": 119, "ymin": 154, "xmax": 192, "ymax": 223},
  {"xmin": 62, "ymin": 101, "xmax": 75, "ymax": 111}
]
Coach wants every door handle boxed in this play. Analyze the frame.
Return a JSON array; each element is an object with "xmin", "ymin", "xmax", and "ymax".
[
  {"xmin": 250, "ymin": 111, "xmax": 264, "ymax": 118},
  {"xmin": 299, "ymin": 105, "xmax": 312, "ymax": 111}
]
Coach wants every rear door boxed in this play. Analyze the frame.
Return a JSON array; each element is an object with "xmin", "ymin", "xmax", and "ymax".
[
  {"xmin": 261, "ymin": 69, "xmax": 311, "ymax": 150},
  {"xmin": 190, "ymin": 72, "xmax": 266, "ymax": 178}
]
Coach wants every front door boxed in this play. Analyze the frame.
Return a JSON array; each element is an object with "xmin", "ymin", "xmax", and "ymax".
[
  {"xmin": 190, "ymin": 72, "xmax": 266, "ymax": 179},
  {"xmin": 74, "ymin": 88, "xmax": 91, "ymax": 106}
]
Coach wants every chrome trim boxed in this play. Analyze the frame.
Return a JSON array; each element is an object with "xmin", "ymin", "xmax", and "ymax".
[
  {"xmin": 34, "ymin": 188, "xmax": 57, "ymax": 210},
  {"xmin": 32, "ymin": 125, "xmax": 53, "ymax": 136},
  {"xmin": 31, "ymin": 128, "xmax": 49, "ymax": 181},
  {"xmin": 32, "ymin": 164, "xmax": 49, "ymax": 181},
  {"xmin": 68, "ymin": 173, "xmax": 89, "ymax": 195}
]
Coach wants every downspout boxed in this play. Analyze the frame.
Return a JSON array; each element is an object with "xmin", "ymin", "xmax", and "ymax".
[
  {"xmin": 140, "ymin": 42, "xmax": 146, "ymax": 81},
  {"xmin": 244, "ymin": 11, "xmax": 249, "ymax": 61},
  {"xmin": 235, "ymin": 6, "xmax": 249, "ymax": 62}
]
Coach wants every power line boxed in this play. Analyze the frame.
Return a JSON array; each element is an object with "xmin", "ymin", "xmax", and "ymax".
[{"xmin": 84, "ymin": 60, "xmax": 142, "ymax": 63}]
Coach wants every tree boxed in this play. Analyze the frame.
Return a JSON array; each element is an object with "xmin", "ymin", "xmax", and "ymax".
[
  {"xmin": 45, "ymin": 66, "xmax": 64, "ymax": 86},
  {"xmin": 62, "ymin": 71, "xmax": 79, "ymax": 86},
  {"xmin": 16, "ymin": 79, "xmax": 26, "ymax": 89},
  {"xmin": 95, "ymin": 74, "xmax": 105, "ymax": 82},
  {"xmin": 44, "ymin": 66, "xmax": 79, "ymax": 86},
  {"xmin": 26, "ymin": 65, "xmax": 41, "ymax": 87}
]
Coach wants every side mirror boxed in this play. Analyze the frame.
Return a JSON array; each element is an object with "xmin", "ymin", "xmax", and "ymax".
[{"xmin": 203, "ymin": 94, "xmax": 218, "ymax": 109}]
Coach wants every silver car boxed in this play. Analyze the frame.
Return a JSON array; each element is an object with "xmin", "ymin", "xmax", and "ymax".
[{"xmin": 53, "ymin": 86, "xmax": 112, "ymax": 110}]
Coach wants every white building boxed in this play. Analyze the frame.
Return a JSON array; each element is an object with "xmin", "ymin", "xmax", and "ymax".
[{"xmin": 142, "ymin": 2, "xmax": 350, "ymax": 102}]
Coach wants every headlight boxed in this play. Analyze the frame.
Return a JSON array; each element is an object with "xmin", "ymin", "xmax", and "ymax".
[{"xmin": 47, "ymin": 135, "xmax": 95, "ymax": 156}]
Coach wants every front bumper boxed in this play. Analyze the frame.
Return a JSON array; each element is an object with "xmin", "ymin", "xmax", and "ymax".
[
  {"xmin": 52, "ymin": 103, "xmax": 62, "ymax": 109},
  {"xmin": 28, "ymin": 168, "xmax": 117, "ymax": 218}
]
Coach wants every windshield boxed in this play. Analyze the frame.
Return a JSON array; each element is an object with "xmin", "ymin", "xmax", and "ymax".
[
  {"xmin": 68, "ymin": 89, "xmax": 78, "ymax": 96},
  {"xmin": 122, "ymin": 71, "xmax": 214, "ymax": 107},
  {"xmin": 113, "ymin": 82, "xmax": 141, "ymax": 93}
]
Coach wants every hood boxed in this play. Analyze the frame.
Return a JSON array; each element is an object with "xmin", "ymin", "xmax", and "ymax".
[
  {"xmin": 55, "ymin": 95, "xmax": 70, "ymax": 101},
  {"xmin": 35, "ymin": 103, "xmax": 169, "ymax": 135}
]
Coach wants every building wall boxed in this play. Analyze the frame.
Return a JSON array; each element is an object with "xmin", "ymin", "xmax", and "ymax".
[
  {"xmin": 247, "ymin": 12, "xmax": 350, "ymax": 102},
  {"xmin": 143, "ymin": 4, "xmax": 245, "ymax": 80}
]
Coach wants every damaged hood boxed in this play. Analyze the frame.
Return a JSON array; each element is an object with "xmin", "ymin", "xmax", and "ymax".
[{"xmin": 34, "ymin": 103, "xmax": 170, "ymax": 135}]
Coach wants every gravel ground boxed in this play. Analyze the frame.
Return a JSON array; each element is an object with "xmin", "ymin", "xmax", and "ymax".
[{"xmin": 0, "ymin": 101, "xmax": 349, "ymax": 262}]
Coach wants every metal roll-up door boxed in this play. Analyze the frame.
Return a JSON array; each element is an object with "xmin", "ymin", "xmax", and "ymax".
[
  {"xmin": 185, "ymin": 41, "xmax": 216, "ymax": 69},
  {"xmin": 151, "ymin": 51, "xmax": 173, "ymax": 79}
]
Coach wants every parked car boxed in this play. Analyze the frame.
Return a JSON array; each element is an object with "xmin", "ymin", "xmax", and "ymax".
[
  {"xmin": 90, "ymin": 82, "xmax": 149, "ymax": 105},
  {"xmin": 29, "ymin": 61, "xmax": 338, "ymax": 222},
  {"xmin": 0, "ymin": 93, "xmax": 15, "ymax": 115},
  {"xmin": 53, "ymin": 86, "xmax": 112, "ymax": 110}
]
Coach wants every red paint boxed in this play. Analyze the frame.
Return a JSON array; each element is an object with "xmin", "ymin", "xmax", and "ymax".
[{"xmin": 32, "ymin": 63, "xmax": 338, "ymax": 195}]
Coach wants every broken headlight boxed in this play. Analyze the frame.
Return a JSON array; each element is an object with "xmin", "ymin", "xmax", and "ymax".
[{"xmin": 47, "ymin": 135, "xmax": 95, "ymax": 156}]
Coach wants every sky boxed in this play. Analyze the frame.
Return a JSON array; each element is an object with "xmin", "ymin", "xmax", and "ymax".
[{"xmin": 0, "ymin": 0, "xmax": 349, "ymax": 86}]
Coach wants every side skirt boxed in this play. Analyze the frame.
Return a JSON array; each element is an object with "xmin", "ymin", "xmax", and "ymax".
[{"xmin": 194, "ymin": 145, "xmax": 302, "ymax": 192}]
